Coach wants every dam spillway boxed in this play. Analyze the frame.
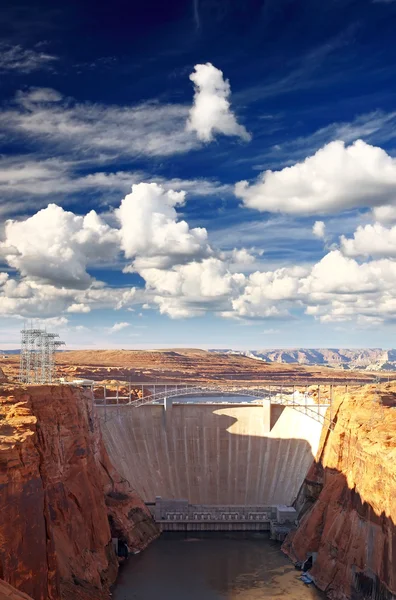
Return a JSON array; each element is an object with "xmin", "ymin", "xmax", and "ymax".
[{"xmin": 97, "ymin": 399, "xmax": 326, "ymax": 506}]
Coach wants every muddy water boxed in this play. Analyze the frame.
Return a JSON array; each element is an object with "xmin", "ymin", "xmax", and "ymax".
[{"xmin": 113, "ymin": 533, "xmax": 326, "ymax": 600}]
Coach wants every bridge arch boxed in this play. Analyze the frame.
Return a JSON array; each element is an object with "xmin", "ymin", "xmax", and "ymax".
[{"xmin": 95, "ymin": 381, "xmax": 334, "ymax": 430}]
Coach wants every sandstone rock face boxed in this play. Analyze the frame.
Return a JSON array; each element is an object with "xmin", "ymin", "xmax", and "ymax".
[
  {"xmin": 283, "ymin": 383, "xmax": 396, "ymax": 600},
  {"xmin": 0, "ymin": 368, "xmax": 7, "ymax": 383},
  {"xmin": 0, "ymin": 579, "xmax": 34, "ymax": 600},
  {"xmin": 0, "ymin": 384, "xmax": 158, "ymax": 600}
]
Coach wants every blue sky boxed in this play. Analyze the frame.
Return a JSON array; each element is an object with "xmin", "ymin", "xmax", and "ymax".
[{"xmin": 2, "ymin": 0, "xmax": 396, "ymax": 349}]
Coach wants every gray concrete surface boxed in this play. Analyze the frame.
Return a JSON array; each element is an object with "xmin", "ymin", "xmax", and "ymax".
[
  {"xmin": 148, "ymin": 497, "xmax": 297, "ymax": 532},
  {"xmin": 97, "ymin": 402, "xmax": 325, "ymax": 505}
]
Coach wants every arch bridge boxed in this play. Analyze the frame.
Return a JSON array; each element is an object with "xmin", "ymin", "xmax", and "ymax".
[{"xmin": 93, "ymin": 381, "xmax": 336, "ymax": 430}]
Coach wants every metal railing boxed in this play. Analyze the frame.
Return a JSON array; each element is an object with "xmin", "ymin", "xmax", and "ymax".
[{"xmin": 93, "ymin": 381, "xmax": 337, "ymax": 430}]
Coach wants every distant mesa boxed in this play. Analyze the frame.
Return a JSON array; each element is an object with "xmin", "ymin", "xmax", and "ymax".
[{"xmin": 209, "ymin": 348, "xmax": 396, "ymax": 371}]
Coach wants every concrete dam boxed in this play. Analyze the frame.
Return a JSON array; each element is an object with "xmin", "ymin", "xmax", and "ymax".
[{"xmin": 97, "ymin": 398, "xmax": 326, "ymax": 512}]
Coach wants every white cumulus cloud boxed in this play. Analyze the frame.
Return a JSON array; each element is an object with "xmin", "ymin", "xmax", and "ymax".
[
  {"xmin": 372, "ymin": 205, "xmax": 396, "ymax": 223},
  {"xmin": 236, "ymin": 140, "xmax": 396, "ymax": 215},
  {"xmin": 0, "ymin": 279, "xmax": 140, "ymax": 319},
  {"xmin": 301, "ymin": 251, "xmax": 396, "ymax": 323},
  {"xmin": 0, "ymin": 204, "xmax": 120, "ymax": 288},
  {"xmin": 312, "ymin": 221, "xmax": 326, "ymax": 239},
  {"xmin": 109, "ymin": 321, "xmax": 130, "ymax": 333},
  {"xmin": 230, "ymin": 266, "xmax": 307, "ymax": 319},
  {"xmin": 340, "ymin": 223, "xmax": 396, "ymax": 258},
  {"xmin": 117, "ymin": 182, "xmax": 210, "ymax": 270},
  {"xmin": 300, "ymin": 250, "xmax": 381, "ymax": 296},
  {"xmin": 141, "ymin": 257, "xmax": 245, "ymax": 319},
  {"xmin": 66, "ymin": 303, "xmax": 91, "ymax": 313},
  {"xmin": 187, "ymin": 62, "xmax": 251, "ymax": 143},
  {"xmin": 5, "ymin": 175, "xmax": 396, "ymax": 328}
]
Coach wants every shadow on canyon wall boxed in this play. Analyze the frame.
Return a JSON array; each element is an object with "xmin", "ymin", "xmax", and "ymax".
[{"xmin": 284, "ymin": 460, "xmax": 396, "ymax": 600}]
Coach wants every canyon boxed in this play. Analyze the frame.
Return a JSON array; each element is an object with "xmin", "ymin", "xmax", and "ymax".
[{"xmin": 0, "ymin": 350, "xmax": 395, "ymax": 600}]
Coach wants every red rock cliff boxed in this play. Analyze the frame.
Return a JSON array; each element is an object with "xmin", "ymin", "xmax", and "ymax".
[
  {"xmin": 0, "ymin": 579, "xmax": 34, "ymax": 600},
  {"xmin": 0, "ymin": 384, "xmax": 159, "ymax": 600},
  {"xmin": 283, "ymin": 383, "xmax": 396, "ymax": 600}
]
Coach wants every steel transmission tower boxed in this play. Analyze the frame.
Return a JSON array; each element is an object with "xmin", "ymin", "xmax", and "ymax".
[{"xmin": 19, "ymin": 327, "xmax": 65, "ymax": 384}]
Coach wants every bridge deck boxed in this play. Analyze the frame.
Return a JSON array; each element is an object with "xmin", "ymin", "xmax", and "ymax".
[{"xmin": 92, "ymin": 381, "xmax": 335, "ymax": 429}]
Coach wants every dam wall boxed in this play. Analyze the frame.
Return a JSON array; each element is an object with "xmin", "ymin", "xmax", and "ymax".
[{"xmin": 97, "ymin": 402, "xmax": 325, "ymax": 505}]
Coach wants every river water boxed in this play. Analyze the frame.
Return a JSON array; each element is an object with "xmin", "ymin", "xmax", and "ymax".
[
  {"xmin": 162, "ymin": 394, "xmax": 260, "ymax": 403},
  {"xmin": 113, "ymin": 533, "xmax": 326, "ymax": 600},
  {"xmin": 152, "ymin": 392, "xmax": 312, "ymax": 404}
]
